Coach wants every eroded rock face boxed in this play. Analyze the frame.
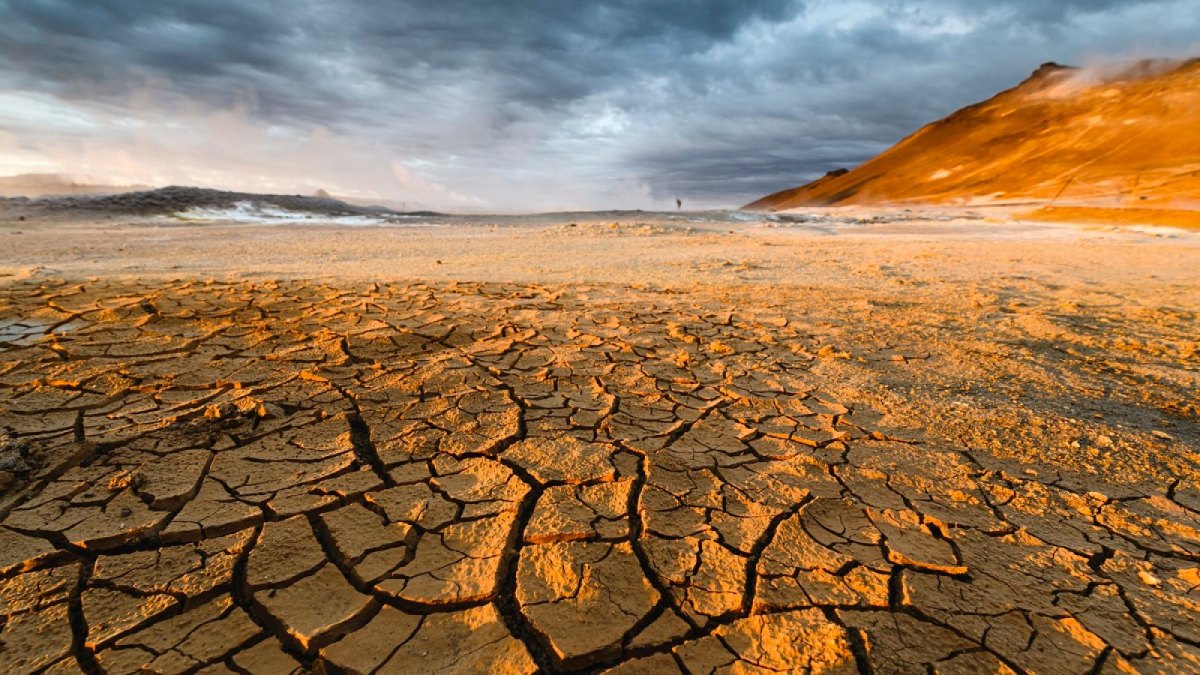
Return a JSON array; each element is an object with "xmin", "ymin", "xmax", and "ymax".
[{"xmin": 0, "ymin": 278, "xmax": 1197, "ymax": 672}]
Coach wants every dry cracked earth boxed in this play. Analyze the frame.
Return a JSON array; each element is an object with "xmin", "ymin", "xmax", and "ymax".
[{"xmin": 1, "ymin": 277, "xmax": 1198, "ymax": 674}]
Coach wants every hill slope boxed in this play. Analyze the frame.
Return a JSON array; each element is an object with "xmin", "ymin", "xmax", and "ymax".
[
  {"xmin": 745, "ymin": 59, "xmax": 1200, "ymax": 211},
  {"xmin": 0, "ymin": 186, "xmax": 446, "ymax": 221}
]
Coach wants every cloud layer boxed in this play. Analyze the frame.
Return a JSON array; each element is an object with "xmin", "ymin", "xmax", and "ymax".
[{"xmin": 1, "ymin": 0, "xmax": 1198, "ymax": 210}]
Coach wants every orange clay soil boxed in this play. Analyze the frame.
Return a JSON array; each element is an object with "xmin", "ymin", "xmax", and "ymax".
[
  {"xmin": 1023, "ymin": 205, "xmax": 1200, "ymax": 231},
  {"xmin": 746, "ymin": 58, "xmax": 1200, "ymax": 212},
  {"xmin": 0, "ymin": 266, "xmax": 1197, "ymax": 673}
]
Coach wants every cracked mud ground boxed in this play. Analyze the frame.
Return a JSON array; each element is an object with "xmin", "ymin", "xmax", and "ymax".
[{"xmin": 0, "ymin": 275, "xmax": 1197, "ymax": 674}]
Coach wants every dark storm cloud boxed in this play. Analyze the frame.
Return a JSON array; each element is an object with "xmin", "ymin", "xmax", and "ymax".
[
  {"xmin": 1, "ymin": 0, "xmax": 1198, "ymax": 209},
  {"xmin": 0, "ymin": 1, "xmax": 794, "ymax": 117}
]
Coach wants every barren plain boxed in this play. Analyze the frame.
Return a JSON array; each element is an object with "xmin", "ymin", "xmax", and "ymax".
[{"xmin": 1, "ymin": 211, "xmax": 1198, "ymax": 673}]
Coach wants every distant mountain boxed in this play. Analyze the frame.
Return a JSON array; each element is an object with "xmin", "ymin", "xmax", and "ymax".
[
  {"xmin": 1, "ymin": 185, "xmax": 446, "ymax": 221},
  {"xmin": 745, "ymin": 58, "xmax": 1200, "ymax": 211},
  {"xmin": 0, "ymin": 173, "xmax": 149, "ymax": 198}
]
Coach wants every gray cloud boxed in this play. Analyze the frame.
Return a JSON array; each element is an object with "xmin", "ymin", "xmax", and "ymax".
[{"xmin": 1, "ymin": 0, "xmax": 1198, "ymax": 210}]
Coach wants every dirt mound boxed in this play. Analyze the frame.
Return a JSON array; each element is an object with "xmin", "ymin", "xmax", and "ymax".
[{"xmin": 746, "ymin": 58, "xmax": 1200, "ymax": 211}]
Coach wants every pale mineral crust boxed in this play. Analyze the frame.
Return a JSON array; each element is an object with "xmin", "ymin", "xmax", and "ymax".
[{"xmin": 0, "ymin": 275, "xmax": 1196, "ymax": 674}]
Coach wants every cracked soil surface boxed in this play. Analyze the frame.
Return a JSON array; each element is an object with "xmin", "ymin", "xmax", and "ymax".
[{"xmin": 1, "ymin": 216, "xmax": 1199, "ymax": 673}]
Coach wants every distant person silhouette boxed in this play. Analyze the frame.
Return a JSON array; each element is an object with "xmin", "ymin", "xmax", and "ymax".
[{"xmin": 675, "ymin": 197, "xmax": 682, "ymax": 210}]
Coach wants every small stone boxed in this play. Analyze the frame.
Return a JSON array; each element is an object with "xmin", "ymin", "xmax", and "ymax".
[
  {"xmin": 0, "ymin": 435, "xmax": 31, "ymax": 474},
  {"xmin": 816, "ymin": 345, "xmax": 850, "ymax": 359},
  {"xmin": 0, "ymin": 452, "xmax": 30, "ymax": 474}
]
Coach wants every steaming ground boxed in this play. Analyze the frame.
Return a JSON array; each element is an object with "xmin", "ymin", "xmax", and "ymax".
[{"xmin": 0, "ymin": 202, "xmax": 1192, "ymax": 283}]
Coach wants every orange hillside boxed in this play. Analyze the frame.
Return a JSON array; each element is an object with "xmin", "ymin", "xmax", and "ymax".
[{"xmin": 745, "ymin": 59, "xmax": 1200, "ymax": 212}]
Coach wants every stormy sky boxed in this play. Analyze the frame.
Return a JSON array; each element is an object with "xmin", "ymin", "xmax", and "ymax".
[{"xmin": 1, "ymin": 1, "xmax": 1197, "ymax": 211}]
